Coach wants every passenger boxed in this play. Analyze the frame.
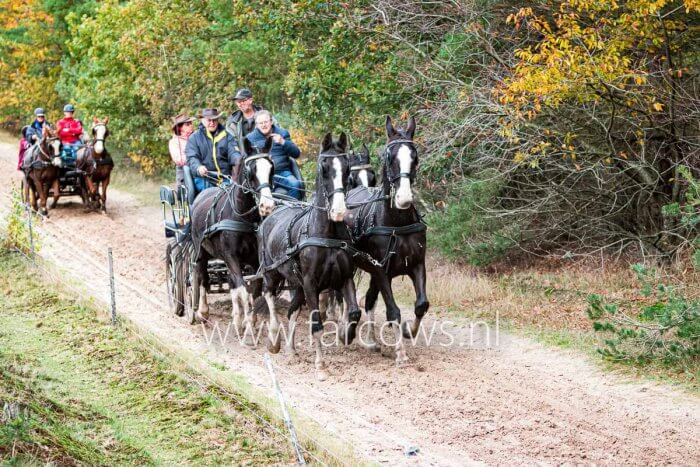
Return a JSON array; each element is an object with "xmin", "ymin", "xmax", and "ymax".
[
  {"xmin": 246, "ymin": 110, "xmax": 302, "ymax": 200},
  {"xmin": 25, "ymin": 108, "xmax": 50, "ymax": 144},
  {"xmin": 17, "ymin": 126, "xmax": 30, "ymax": 171},
  {"xmin": 185, "ymin": 108, "xmax": 241, "ymax": 195},
  {"xmin": 168, "ymin": 113, "xmax": 195, "ymax": 190},
  {"xmin": 56, "ymin": 104, "xmax": 84, "ymax": 166},
  {"xmin": 226, "ymin": 88, "xmax": 271, "ymax": 156}
]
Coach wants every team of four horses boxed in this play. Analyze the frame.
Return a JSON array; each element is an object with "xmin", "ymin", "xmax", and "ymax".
[{"xmin": 22, "ymin": 118, "xmax": 113, "ymax": 215}]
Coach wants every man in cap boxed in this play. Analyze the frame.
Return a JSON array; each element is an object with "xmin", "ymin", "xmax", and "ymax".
[
  {"xmin": 25, "ymin": 108, "xmax": 50, "ymax": 143},
  {"xmin": 56, "ymin": 104, "xmax": 84, "ymax": 166},
  {"xmin": 186, "ymin": 108, "xmax": 241, "ymax": 194},
  {"xmin": 169, "ymin": 113, "xmax": 196, "ymax": 189},
  {"xmin": 226, "ymin": 88, "xmax": 270, "ymax": 156}
]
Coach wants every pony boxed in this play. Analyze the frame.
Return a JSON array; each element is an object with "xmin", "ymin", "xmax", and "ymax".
[
  {"xmin": 344, "ymin": 116, "xmax": 428, "ymax": 366},
  {"xmin": 22, "ymin": 126, "xmax": 62, "ymax": 216},
  {"xmin": 188, "ymin": 137, "xmax": 275, "ymax": 341},
  {"xmin": 77, "ymin": 117, "xmax": 114, "ymax": 212},
  {"xmin": 257, "ymin": 132, "xmax": 358, "ymax": 381}
]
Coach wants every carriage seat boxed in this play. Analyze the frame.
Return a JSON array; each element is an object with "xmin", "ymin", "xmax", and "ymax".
[
  {"xmin": 182, "ymin": 165, "xmax": 197, "ymax": 205},
  {"xmin": 273, "ymin": 158, "xmax": 306, "ymax": 201}
]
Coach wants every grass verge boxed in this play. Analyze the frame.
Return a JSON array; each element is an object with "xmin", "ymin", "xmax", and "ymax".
[{"xmin": 0, "ymin": 248, "xmax": 293, "ymax": 465}]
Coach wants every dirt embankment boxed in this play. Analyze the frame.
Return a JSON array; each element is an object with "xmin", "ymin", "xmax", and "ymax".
[{"xmin": 1, "ymin": 139, "xmax": 699, "ymax": 465}]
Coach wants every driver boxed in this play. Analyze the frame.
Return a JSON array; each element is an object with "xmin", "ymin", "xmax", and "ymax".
[
  {"xmin": 185, "ymin": 108, "xmax": 241, "ymax": 194},
  {"xmin": 56, "ymin": 104, "xmax": 84, "ymax": 166}
]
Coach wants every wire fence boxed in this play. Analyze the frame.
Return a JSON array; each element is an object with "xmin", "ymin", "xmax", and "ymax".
[{"xmin": 0, "ymin": 188, "xmax": 436, "ymax": 465}]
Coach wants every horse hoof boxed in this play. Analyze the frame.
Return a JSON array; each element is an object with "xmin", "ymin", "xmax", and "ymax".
[
  {"xmin": 363, "ymin": 342, "xmax": 381, "ymax": 353},
  {"xmin": 315, "ymin": 368, "xmax": 329, "ymax": 381},
  {"xmin": 401, "ymin": 320, "xmax": 418, "ymax": 339},
  {"xmin": 267, "ymin": 339, "xmax": 280, "ymax": 354},
  {"xmin": 395, "ymin": 355, "xmax": 410, "ymax": 368}
]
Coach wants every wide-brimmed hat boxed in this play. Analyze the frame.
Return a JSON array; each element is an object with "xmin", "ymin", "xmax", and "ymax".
[
  {"xmin": 171, "ymin": 113, "xmax": 196, "ymax": 132},
  {"xmin": 232, "ymin": 88, "xmax": 253, "ymax": 101},
  {"xmin": 198, "ymin": 108, "xmax": 224, "ymax": 120}
]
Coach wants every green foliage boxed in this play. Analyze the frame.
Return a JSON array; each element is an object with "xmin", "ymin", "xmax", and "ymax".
[
  {"xmin": 587, "ymin": 265, "xmax": 700, "ymax": 366},
  {"xmin": 0, "ymin": 188, "xmax": 39, "ymax": 255},
  {"xmin": 428, "ymin": 174, "xmax": 518, "ymax": 265}
]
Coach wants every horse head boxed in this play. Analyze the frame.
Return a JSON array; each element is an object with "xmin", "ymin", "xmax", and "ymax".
[
  {"xmin": 242, "ymin": 137, "xmax": 275, "ymax": 217},
  {"xmin": 91, "ymin": 116, "xmax": 110, "ymax": 155},
  {"xmin": 40, "ymin": 126, "xmax": 62, "ymax": 166},
  {"xmin": 384, "ymin": 115, "xmax": 417, "ymax": 209},
  {"xmin": 348, "ymin": 143, "xmax": 376, "ymax": 189},
  {"xmin": 318, "ymin": 132, "xmax": 351, "ymax": 222}
]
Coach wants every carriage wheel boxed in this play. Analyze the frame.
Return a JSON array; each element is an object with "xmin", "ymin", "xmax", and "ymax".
[
  {"xmin": 165, "ymin": 241, "xmax": 185, "ymax": 317},
  {"xmin": 184, "ymin": 261, "xmax": 200, "ymax": 325}
]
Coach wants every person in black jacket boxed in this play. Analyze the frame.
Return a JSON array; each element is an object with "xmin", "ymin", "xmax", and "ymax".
[{"xmin": 186, "ymin": 108, "xmax": 241, "ymax": 194}]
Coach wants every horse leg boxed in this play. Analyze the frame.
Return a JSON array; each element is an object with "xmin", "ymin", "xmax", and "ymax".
[
  {"xmin": 49, "ymin": 178, "xmax": 60, "ymax": 209},
  {"xmin": 302, "ymin": 276, "xmax": 327, "ymax": 381},
  {"xmin": 319, "ymin": 290, "xmax": 330, "ymax": 321},
  {"xmin": 100, "ymin": 175, "xmax": 110, "ymax": 212},
  {"xmin": 263, "ymin": 274, "xmax": 283, "ymax": 354},
  {"xmin": 376, "ymin": 274, "xmax": 409, "ymax": 366},
  {"xmin": 84, "ymin": 177, "xmax": 96, "ymax": 211},
  {"xmin": 403, "ymin": 262, "xmax": 430, "ymax": 339},
  {"xmin": 196, "ymin": 257, "xmax": 209, "ymax": 320},
  {"xmin": 338, "ymin": 278, "xmax": 361, "ymax": 345},
  {"xmin": 36, "ymin": 180, "xmax": 48, "ymax": 216},
  {"xmin": 285, "ymin": 287, "xmax": 305, "ymax": 358},
  {"xmin": 361, "ymin": 276, "xmax": 381, "ymax": 352}
]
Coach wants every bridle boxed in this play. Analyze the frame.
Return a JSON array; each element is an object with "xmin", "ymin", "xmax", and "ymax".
[
  {"xmin": 383, "ymin": 138, "xmax": 417, "ymax": 185},
  {"xmin": 242, "ymin": 152, "xmax": 274, "ymax": 194},
  {"xmin": 317, "ymin": 152, "xmax": 350, "ymax": 206},
  {"xmin": 92, "ymin": 123, "xmax": 108, "ymax": 145},
  {"xmin": 37, "ymin": 136, "xmax": 61, "ymax": 160}
]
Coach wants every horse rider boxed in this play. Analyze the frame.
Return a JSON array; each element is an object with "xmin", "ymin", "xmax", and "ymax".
[
  {"xmin": 25, "ymin": 108, "xmax": 50, "ymax": 144},
  {"xmin": 56, "ymin": 104, "xmax": 85, "ymax": 167},
  {"xmin": 226, "ymin": 88, "xmax": 273, "ymax": 156},
  {"xmin": 169, "ymin": 113, "xmax": 195, "ymax": 189},
  {"xmin": 185, "ymin": 108, "xmax": 241, "ymax": 195},
  {"xmin": 246, "ymin": 110, "xmax": 302, "ymax": 200}
]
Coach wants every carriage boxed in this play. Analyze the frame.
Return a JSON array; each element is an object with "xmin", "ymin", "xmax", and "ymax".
[
  {"xmin": 50, "ymin": 162, "xmax": 89, "ymax": 201},
  {"xmin": 161, "ymin": 162, "xmax": 305, "ymax": 324}
]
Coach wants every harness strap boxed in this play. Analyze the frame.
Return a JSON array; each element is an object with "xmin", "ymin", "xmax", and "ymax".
[
  {"xmin": 203, "ymin": 219, "xmax": 257, "ymax": 237},
  {"xmin": 362, "ymin": 222, "xmax": 426, "ymax": 237}
]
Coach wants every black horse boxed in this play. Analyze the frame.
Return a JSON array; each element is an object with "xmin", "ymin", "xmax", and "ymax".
[
  {"xmin": 189, "ymin": 137, "xmax": 275, "ymax": 341},
  {"xmin": 258, "ymin": 132, "xmax": 359, "ymax": 381},
  {"xmin": 348, "ymin": 143, "xmax": 376, "ymax": 189},
  {"xmin": 344, "ymin": 115, "xmax": 428, "ymax": 365}
]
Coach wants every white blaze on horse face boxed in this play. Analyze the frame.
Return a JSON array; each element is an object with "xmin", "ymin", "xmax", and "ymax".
[
  {"xmin": 50, "ymin": 139, "xmax": 61, "ymax": 157},
  {"xmin": 256, "ymin": 158, "xmax": 275, "ymax": 216},
  {"xmin": 329, "ymin": 157, "xmax": 346, "ymax": 222},
  {"xmin": 93, "ymin": 125, "xmax": 107, "ymax": 154},
  {"xmin": 395, "ymin": 145, "xmax": 414, "ymax": 209},
  {"xmin": 358, "ymin": 169, "xmax": 369, "ymax": 188}
]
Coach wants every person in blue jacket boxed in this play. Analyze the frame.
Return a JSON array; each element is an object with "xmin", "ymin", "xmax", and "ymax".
[
  {"xmin": 185, "ymin": 108, "xmax": 241, "ymax": 194},
  {"xmin": 246, "ymin": 110, "xmax": 302, "ymax": 200}
]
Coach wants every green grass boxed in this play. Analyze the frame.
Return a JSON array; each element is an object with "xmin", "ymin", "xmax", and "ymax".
[
  {"xmin": 0, "ymin": 249, "xmax": 292, "ymax": 465},
  {"xmin": 109, "ymin": 161, "xmax": 170, "ymax": 208}
]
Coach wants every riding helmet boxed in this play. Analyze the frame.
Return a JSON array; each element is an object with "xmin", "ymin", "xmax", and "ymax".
[
  {"xmin": 34, "ymin": 108, "xmax": 45, "ymax": 116},
  {"xmin": 63, "ymin": 104, "xmax": 75, "ymax": 112}
]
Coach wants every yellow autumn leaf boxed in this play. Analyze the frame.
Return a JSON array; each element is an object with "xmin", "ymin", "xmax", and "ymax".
[{"xmin": 652, "ymin": 102, "xmax": 664, "ymax": 111}]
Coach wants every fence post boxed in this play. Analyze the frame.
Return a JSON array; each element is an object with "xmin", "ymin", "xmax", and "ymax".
[
  {"xmin": 25, "ymin": 205, "xmax": 34, "ymax": 257},
  {"xmin": 108, "ymin": 247, "xmax": 116, "ymax": 324},
  {"xmin": 264, "ymin": 353, "xmax": 306, "ymax": 465}
]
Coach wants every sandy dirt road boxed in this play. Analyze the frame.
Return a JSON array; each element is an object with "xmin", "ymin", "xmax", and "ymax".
[{"xmin": 2, "ymin": 139, "xmax": 699, "ymax": 465}]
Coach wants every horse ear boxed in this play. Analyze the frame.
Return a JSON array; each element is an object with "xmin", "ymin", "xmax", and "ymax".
[
  {"xmin": 406, "ymin": 115, "xmax": 416, "ymax": 140},
  {"xmin": 338, "ymin": 132, "xmax": 348, "ymax": 151},
  {"xmin": 321, "ymin": 132, "xmax": 333, "ymax": 151},
  {"xmin": 385, "ymin": 115, "xmax": 397, "ymax": 139},
  {"xmin": 93, "ymin": 116, "xmax": 98, "ymax": 124},
  {"xmin": 243, "ymin": 137, "xmax": 255, "ymax": 155},
  {"xmin": 362, "ymin": 143, "xmax": 369, "ymax": 158},
  {"xmin": 263, "ymin": 136, "xmax": 274, "ymax": 153},
  {"xmin": 104, "ymin": 116, "xmax": 109, "ymax": 124}
]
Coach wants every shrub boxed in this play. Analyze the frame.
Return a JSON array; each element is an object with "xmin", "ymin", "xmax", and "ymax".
[{"xmin": 587, "ymin": 264, "xmax": 699, "ymax": 366}]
